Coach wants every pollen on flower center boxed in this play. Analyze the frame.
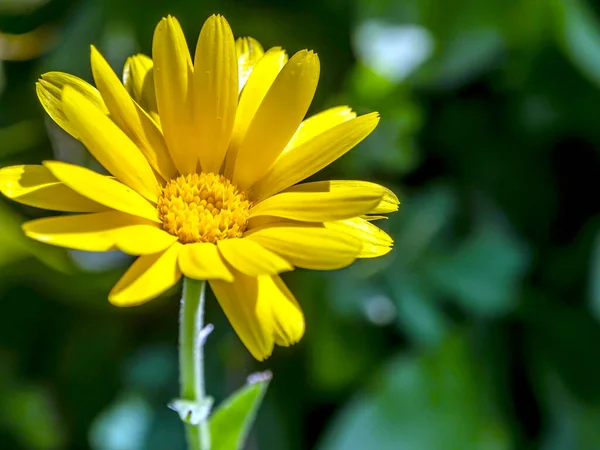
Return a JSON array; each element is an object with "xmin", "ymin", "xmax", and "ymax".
[{"xmin": 157, "ymin": 173, "xmax": 251, "ymax": 244}]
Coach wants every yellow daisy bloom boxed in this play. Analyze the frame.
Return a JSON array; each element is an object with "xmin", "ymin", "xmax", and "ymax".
[{"xmin": 0, "ymin": 15, "xmax": 397, "ymax": 360}]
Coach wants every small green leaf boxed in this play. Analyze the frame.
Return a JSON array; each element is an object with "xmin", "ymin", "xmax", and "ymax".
[{"xmin": 209, "ymin": 371, "xmax": 271, "ymax": 450}]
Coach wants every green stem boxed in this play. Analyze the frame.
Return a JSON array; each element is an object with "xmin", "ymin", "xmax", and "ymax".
[{"xmin": 180, "ymin": 278, "xmax": 211, "ymax": 450}]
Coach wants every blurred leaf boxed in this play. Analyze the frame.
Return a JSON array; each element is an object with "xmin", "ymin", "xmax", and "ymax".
[
  {"xmin": 347, "ymin": 64, "xmax": 396, "ymax": 102},
  {"xmin": 317, "ymin": 334, "xmax": 509, "ymax": 450},
  {"xmin": 0, "ymin": 120, "xmax": 45, "ymax": 157},
  {"xmin": 0, "ymin": 200, "xmax": 73, "ymax": 273},
  {"xmin": 0, "ymin": 0, "xmax": 50, "ymax": 14},
  {"xmin": 427, "ymin": 222, "xmax": 529, "ymax": 317},
  {"xmin": 588, "ymin": 229, "xmax": 600, "ymax": 321},
  {"xmin": 40, "ymin": 1, "xmax": 104, "ymax": 75},
  {"xmin": 540, "ymin": 374, "xmax": 600, "ymax": 450},
  {"xmin": 524, "ymin": 293, "xmax": 600, "ymax": 404},
  {"xmin": 416, "ymin": 28, "xmax": 504, "ymax": 89},
  {"xmin": 0, "ymin": 358, "xmax": 65, "ymax": 450},
  {"xmin": 123, "ymin": 344, "xmax": 178, "ymax": 393},
  {"xmin": 0, "ymin": 26, "xmax": 58, "ymax": 61},
  {"xmin": 385, "ymin": 273, "xmax": 448, "ymax": 347},
  {"xmin": 328, "ymin": 265, "xmax": 394, "ymax": 320},
  {"xmin": 89, "ymin": 392, "xmax": 153, "ymax": 450},
  {"xmin": 393, "ymin": 184, "xmax": 457, "ymax": 264},
  {"xmin": 3, "ymin": 387, "xmax": 65, "ymax": 450},
  {"xmin": 209, "ymin": 371, "xmax": 271, "ymax": 450},
  {"xmin": 309, "ymin": 313, "xmax": 379, "ymax": 391},
  {"xmin": 554, "ymin": 0, "xmax": 600, "ymax": 87},
  {"xmin": 353, "ymin": 21, "xmax": 433, "ymax": 84}
]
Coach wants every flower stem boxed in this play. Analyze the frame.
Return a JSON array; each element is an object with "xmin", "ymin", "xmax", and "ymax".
[{"xmin": 180, "ymin": 278, "xmax": 211, "ymax": 450}]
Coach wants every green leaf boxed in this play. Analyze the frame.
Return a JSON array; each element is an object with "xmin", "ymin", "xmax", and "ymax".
[
  {"xmin": 317, "ymin": 335, "xmax": 509, "ymax": 450},
  {"xmin": 392, "ymin": 183, "xmax": 458, "ymax": 265},
  {"xmin": 0, "ymin": 200, "xmax": 73, "ymax": 273},
  {"xmin": 426, "ymin": 222, "xmax": 529, "ymax": 317},
  {"xmin": 540, "ymin": 374, "xmax": 600, "ymax": 450},
  {"xmin": 554, "ymin": 0, "xmax": 600, "ymax": 87},
  {"xmin": 386, "ymin": 273, "xmax": 448, "ymax": 347},
  {"xmin": 209, "ymin": 371, "xmax": 271, "ymax": 450},
  {"xmin": 0, "ymin": 120, "xmax": 46, "ymax": 158}
]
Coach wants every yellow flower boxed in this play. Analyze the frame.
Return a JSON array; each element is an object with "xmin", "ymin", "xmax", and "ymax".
[{"xmin": 0, "ymin": 15, "xmax": 398, "ymax": 360}]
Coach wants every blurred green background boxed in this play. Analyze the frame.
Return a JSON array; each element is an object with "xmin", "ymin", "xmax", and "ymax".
[{"xmin": 2, "ymin": 0, "xmax": 600, "ymax": 448}]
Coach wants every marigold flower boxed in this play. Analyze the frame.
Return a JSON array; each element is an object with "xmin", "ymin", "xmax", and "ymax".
[{"xmin": 0, "ymin": 15, "xmax": 398, "ymax": 360}]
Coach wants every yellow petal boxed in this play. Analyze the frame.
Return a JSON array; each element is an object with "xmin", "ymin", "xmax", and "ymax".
[
  {"xmin": 324, "ymin": 217, "xmax": 393, "ymax": 258},
  {"xmin": 224, "ymin": 47, "xmax": 288, "ymax": 177},
  {"xmin": 61, "ymin": 86, "xmax": 160, "ymax": 202},
  {"xmin": 0, "ymin": 165, "xmax": 105, "ymax": 212},
  {"xmin": 282, "ymin": 106, "xmax": 356, "ymax": 154},
  {"xmin": 153, "ymin": 16, "xmax": 196, "ymax": 175},
  {"xmin": 233, "ymin": 50, "xmax": 320, "ymax": 189},
  {"xmin": 109, "ymin": 243, "xmax": 182, "ymax": 307},
  {"xmin": 36, "ymin": 72, "xmax": 107, "ymax": 140},
  {"xmin": 23, "ymin": 211, "xmax": 177, "ymax": 254},
  {"xmin": 365, "ymin": 182, "xmax": 399, "ymax": 214},
  {"xmin": 246, "ymin": 225, "xmax": 361, "ymax": 270},
  {"xmin": 249, "ymin": 180, "xmax": 391, "ymax": 222},
  {"xmin": 217, "ymin": 238, "xmax": 293, "ymax": 276},
  {"xmin": 209, "ymin": 271, "xmax": 304, "ymax": 360},
  {"xmin": 178, "ymin": 242, "xmax": 233, "ymax": 282},
  {"xmin": 123, "ymin": 54, "xmax": 160, "ymax": 124},
  {"xmin": 251, "ymin": 112, "xmax": 380, "ymax": 202},
  {"xmin": 236, "ymin": 37, "xmax": 264, "ymax": 92},
  {"xmin": 193, "ymin": 15, "xmax": 238, "ymax": 173},
  {"xmin": 43, "ymin": 161, "xmax": 160, "ymax": 223},
  {"xmin": 90, "ymin": 46, "xmax": 176, "ymax": 181}
]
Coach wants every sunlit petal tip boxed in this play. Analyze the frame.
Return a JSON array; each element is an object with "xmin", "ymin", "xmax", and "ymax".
[
  {"xmin": 371, "ymin": 185, "xmax": 399, "ymax": 214},
  {"xmin": 193, "ymin": 11, "xmax": 238, "ymax": 173},
  {"xmin": 235, "ymin": 36, "xmax": 266, "ymax": 94},
  {"xmin": 36, "ymin": 71, "xmax": 106, "ymax": 139},
  {"xmin": 324, "ymin": 217, "xmax": 394, "ymax": 258},
  {"xmin": 361, "ymin": 243, "xmax": 393, "ymax": 258},
  {"xmin": 0, "ymin": 164, "xmax": 106, "ymax": 212},
  {"xmin": 122, "ymin": 54, "xmax": 159, "ymax": 124},
  {"xmin": 153, "ymin": 14, "xmax": 196, "ymax": 175},
  {"xmin": 236, "ymin": 36, "xmax": 264, "ymax": 52},
  {"xmin": 362, "ymin": 215, "xmax": 389, "ymax": 221}
]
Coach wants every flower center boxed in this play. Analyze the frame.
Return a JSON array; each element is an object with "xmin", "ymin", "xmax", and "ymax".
[{"xmin": 157, "ymin": 173, "xmax": 251, "ymax": 244}]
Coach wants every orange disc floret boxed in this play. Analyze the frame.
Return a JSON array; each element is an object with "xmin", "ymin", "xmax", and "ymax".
[{"xmin": 157, "ymin": 172, "xmax": 251, "ymax": 244}]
